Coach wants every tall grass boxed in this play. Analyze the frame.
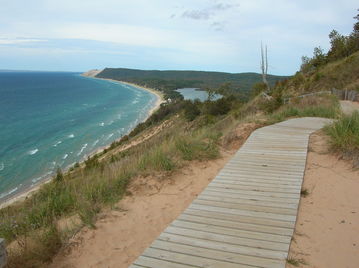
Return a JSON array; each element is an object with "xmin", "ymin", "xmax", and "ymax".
[
  {"xmin": 324, "ymin": 111, "xmax": 359, "ymax": 153},
  {"xmin": 267, "ymin": 95, "xmax": 340, "ymax": 124}
]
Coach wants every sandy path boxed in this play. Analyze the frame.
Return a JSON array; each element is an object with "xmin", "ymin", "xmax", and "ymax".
[
  {"xmin": 287, "ymin": 131, "xmax": 359, "ymax": 268},
  {"xmin": 340, "ymin": 100, "xmax": 359, "ymax": 115}
]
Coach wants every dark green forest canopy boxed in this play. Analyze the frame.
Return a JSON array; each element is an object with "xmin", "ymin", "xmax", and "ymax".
[{"xmin": 96, "ymin": 68, "xmax": 289, "ymax": 99}]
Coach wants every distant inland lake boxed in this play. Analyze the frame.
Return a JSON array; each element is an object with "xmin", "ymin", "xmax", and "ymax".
[{"xmin": 176, "ymin": 88, "xmax": 222, "ymax": 101}]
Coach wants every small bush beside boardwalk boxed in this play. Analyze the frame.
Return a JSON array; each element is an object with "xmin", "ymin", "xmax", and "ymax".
[{"xmin": 325, "ymin": 111, "xmax": 359, "ymax": 166}]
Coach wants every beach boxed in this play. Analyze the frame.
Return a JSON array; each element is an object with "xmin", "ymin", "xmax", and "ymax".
[{"xmin": 0, "ymin": 75, "xmax": 165, "ymax": 209}]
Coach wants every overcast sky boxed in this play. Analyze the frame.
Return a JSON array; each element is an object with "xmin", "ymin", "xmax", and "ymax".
[{"xmin": 0, "ymin": 0, "xmax": 357, "ymax": 75}]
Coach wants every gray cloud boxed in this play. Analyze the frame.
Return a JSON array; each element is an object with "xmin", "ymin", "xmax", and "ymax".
[
  {"xmin": 182, "ymin": 10, "xmax": 212, "ymax": 20},
  {"xmin": 210, "ymin": 21, "xmax": 226, "ymax": 31},
  {"xmin": 180, "ymin": 2, "xmax": 238, "ymax": 21}
]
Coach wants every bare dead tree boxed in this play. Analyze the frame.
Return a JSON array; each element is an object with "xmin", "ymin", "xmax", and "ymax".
[
  {"xmin": 260, "ymin": 43, "xmax": 272, "ymax": 100},
  {"xmin": 261, "ymin": 43, "xmax": 270, "ymax": 92}
]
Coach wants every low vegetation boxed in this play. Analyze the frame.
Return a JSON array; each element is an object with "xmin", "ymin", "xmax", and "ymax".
[{"xmin": 324, "ymin": 111, "xmax": 359, "ymax": 165}]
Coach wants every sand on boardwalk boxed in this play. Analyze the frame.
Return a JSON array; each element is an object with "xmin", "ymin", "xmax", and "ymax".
[{"xmin": 287, "ymin": 131, "xmax": 359, "ymax": 268}]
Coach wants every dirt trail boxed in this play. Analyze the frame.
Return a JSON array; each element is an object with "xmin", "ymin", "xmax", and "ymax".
[{"xmin": 340, "ymin": 100, "xmax": 359, "ymax": 115}]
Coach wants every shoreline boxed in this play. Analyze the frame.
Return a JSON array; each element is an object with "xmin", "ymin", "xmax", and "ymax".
[{"xmin": 0, "ymin": 77, "xmax": 165, "ymax": 209}]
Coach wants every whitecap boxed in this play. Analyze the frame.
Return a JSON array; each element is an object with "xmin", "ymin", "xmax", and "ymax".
[
  {"xmin": 99, "ymin": 122, "xmax": 105, "ymax": 127},
  {"xmin": 63, "ymin": 154, "xmax": 68, "ymax": 160},
  {"xmin": 28, "ymin": 149, "xmax": 39, "ymax": 155},
  {"xmin": 108, "ymin": 120, "xmax": 114, "ymax": 125},
  {"xmin": 77, "ymin": 143, "xmax": 88, "ymax": 156},
  {"xmin": 68, "ymin": 134, "xmax": 75, "ymax": 138},
  {"xmin": 92, "ymin": 139, "xmax": 100, "ymax": 147},
  {"xmin": 0, "ymin": 162, "xmax": 4, "ymax": 171},
  {"xmin": 53, "ymin": 140, "xmax": 62, "ymax": 147},
  {"xmin": 132, "ymin": 99, "xmax": 139, "ymax": 104},
  {"xmin": 0, "ymin": 187, "xmax": 18, "ymax": 199},
  {"xmin": 106, "ymin": 133, "xmax": 114, "ymax": 140},
  {"xmin": 117, "ymin": 113, "xmax": 122, "ymax": 119},
  {"xmin": 31, "ymin": 171, "xmax": 52, "ymax": 184}
]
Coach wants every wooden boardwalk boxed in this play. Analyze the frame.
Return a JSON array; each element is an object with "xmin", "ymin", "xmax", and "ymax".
[{"xmin": 130, "ymin": 117, "xmax": 332, "ymax": 268}]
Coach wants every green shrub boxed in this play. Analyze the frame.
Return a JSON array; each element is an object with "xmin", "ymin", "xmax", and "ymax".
[
  {"xmin": 138, "ymin": 148, "xmax": 174, "ymax": 171},
  {"xmin": 183, "ymin": 100, "xmax": 201, "ymax": 121},
  {"xmin": 324, "ymin": 111, "xmax": 359, "ymax": 152}
]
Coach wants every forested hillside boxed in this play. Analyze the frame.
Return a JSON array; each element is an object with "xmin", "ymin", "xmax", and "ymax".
[{"xmin": 96, "ymin": 68, "xmax": 288, "ymax": 100}]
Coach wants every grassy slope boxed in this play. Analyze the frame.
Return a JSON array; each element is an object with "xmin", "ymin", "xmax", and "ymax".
[{"xmin": 281, "ymin": 51, "xmax": 359, "ymax": 97}]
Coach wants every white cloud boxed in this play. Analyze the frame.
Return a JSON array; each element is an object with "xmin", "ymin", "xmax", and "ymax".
[{"xmin": 0, "ymin": 38, "xmax": 47, "ymax": 45}]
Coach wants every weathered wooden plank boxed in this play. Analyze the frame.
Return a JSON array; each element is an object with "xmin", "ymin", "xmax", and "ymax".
[
  {"xmin": 220, "ymin": 167, "xmax": 304, "ymax": 176},
  {"xmin": 171, "ymin": 219, "xmax": 292, "ymax": 243},
  {"xmin": 205, "ymin": 185, "xmax": 300, "ymax": 199},
  {"xmin": 184, "ymin": 208, "xmax": 295, "ymax": 229},
  {"xmin": 214, "ymin": 177, "xmax": 302, "ymax": 188},
  {"xmin": 134, "ymin": 256, "xmax": 198, "ymax": 268},
  {"xmin": 193, "ymin": 198, "xmax": 297, "ymax": 215},
  {"xmin": 163, "ymin": 226, "xmax": 289, "ymax": 251},
  {"xmin": 195, "ymin": 195, "xmax": 297, "ymax": 211},
  {"xmin": 178, "ymin": 213, "xmax": 293, "ymax": 236},
  {"xmin": 141, "ymin": 248, "xmax": 252, "ymax": 268},
  {"xmin": 157, "ymin": 232, "xmax": 287, "ymax": 260},
  {"xmin": 219, "ymin": 170, "xmax": 303, "ymax": 179},
  {"xmin": 215, "ymin": 174, "xmax": 303, "ymax": 184},
  {"xmin": 209, "ymin": 181, "xmax": 301, "ymax": 194},
  {"xmin": 197, "ymin": 194, "xmax": 298, "ymax": 209},
  {"xmin": 201, "ymin": 189, "xmax": 299, "ymax": 204},
  {"xmin": 189, "ymin": 203, "xmax": 296, "ymax": 222},
  {"xmin": 151, "ymin": 240, "xmax": 286, "ymax": 268}
]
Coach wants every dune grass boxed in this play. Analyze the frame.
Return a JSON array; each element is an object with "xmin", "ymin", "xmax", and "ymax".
[
  {"xmin": 324, "ymin": 111, "xmax": 359, "ymax": 161},
  {"xmin": 267, "ymin": 95, "xmax": 340, "ymax": 124}
]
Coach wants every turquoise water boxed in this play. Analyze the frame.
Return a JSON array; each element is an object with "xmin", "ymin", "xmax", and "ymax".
[
  {"xmin": 0, "ymin": 72, "xmax": 157, "ymax": 201},
  {"xmin": 176, "ymin": 88, "xmax": 222, "ymax": 101}
]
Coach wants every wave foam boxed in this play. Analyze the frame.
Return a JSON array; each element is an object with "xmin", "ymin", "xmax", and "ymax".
[
  {"xmin": 93, "ymin": 139, "xmax": 100, "ymax": 147},
  {"xmin": 28, "ymin": 149, "xmax": 39, "ymax": 155},
  {"xmin": 53, "ymin": 140, "xmax": 62, "ymax": 147},
  {"xmin": 0, "ymin": 162, "xmax": 4, "ymax": 171},
  {"xmin": 99, "ymin": 122, "xmax": 105, "ymax": 127},
  {"xmin": 77, "ymin": 143, "xmax": 88, "ymax": 156},
  {"xmin": 63, "ymin": 154, "xmax": 68, "ymax": 160},
  {"xmin": 68, "ymin": 134, "xmax": 75, "ymax": 138},
  {"xmin": 31, "ymin": 171, "xmax": 53, "ymax": 184},
  {"xmin": 106, "ymin": 133, "xmax": 114, "ymax": 140},
  {"xmin": 0, "ymin": 187, "xmax": 18, "ymax": 199}
]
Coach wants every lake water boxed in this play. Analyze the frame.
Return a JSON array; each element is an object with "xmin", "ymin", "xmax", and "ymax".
[
  {"xmin": 176, "ymin": 88, "xmax": 222, "ymax": 101},
  {"xmin": 0, "ymin": 71, "xmax": 158, "ymax": 202}
]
